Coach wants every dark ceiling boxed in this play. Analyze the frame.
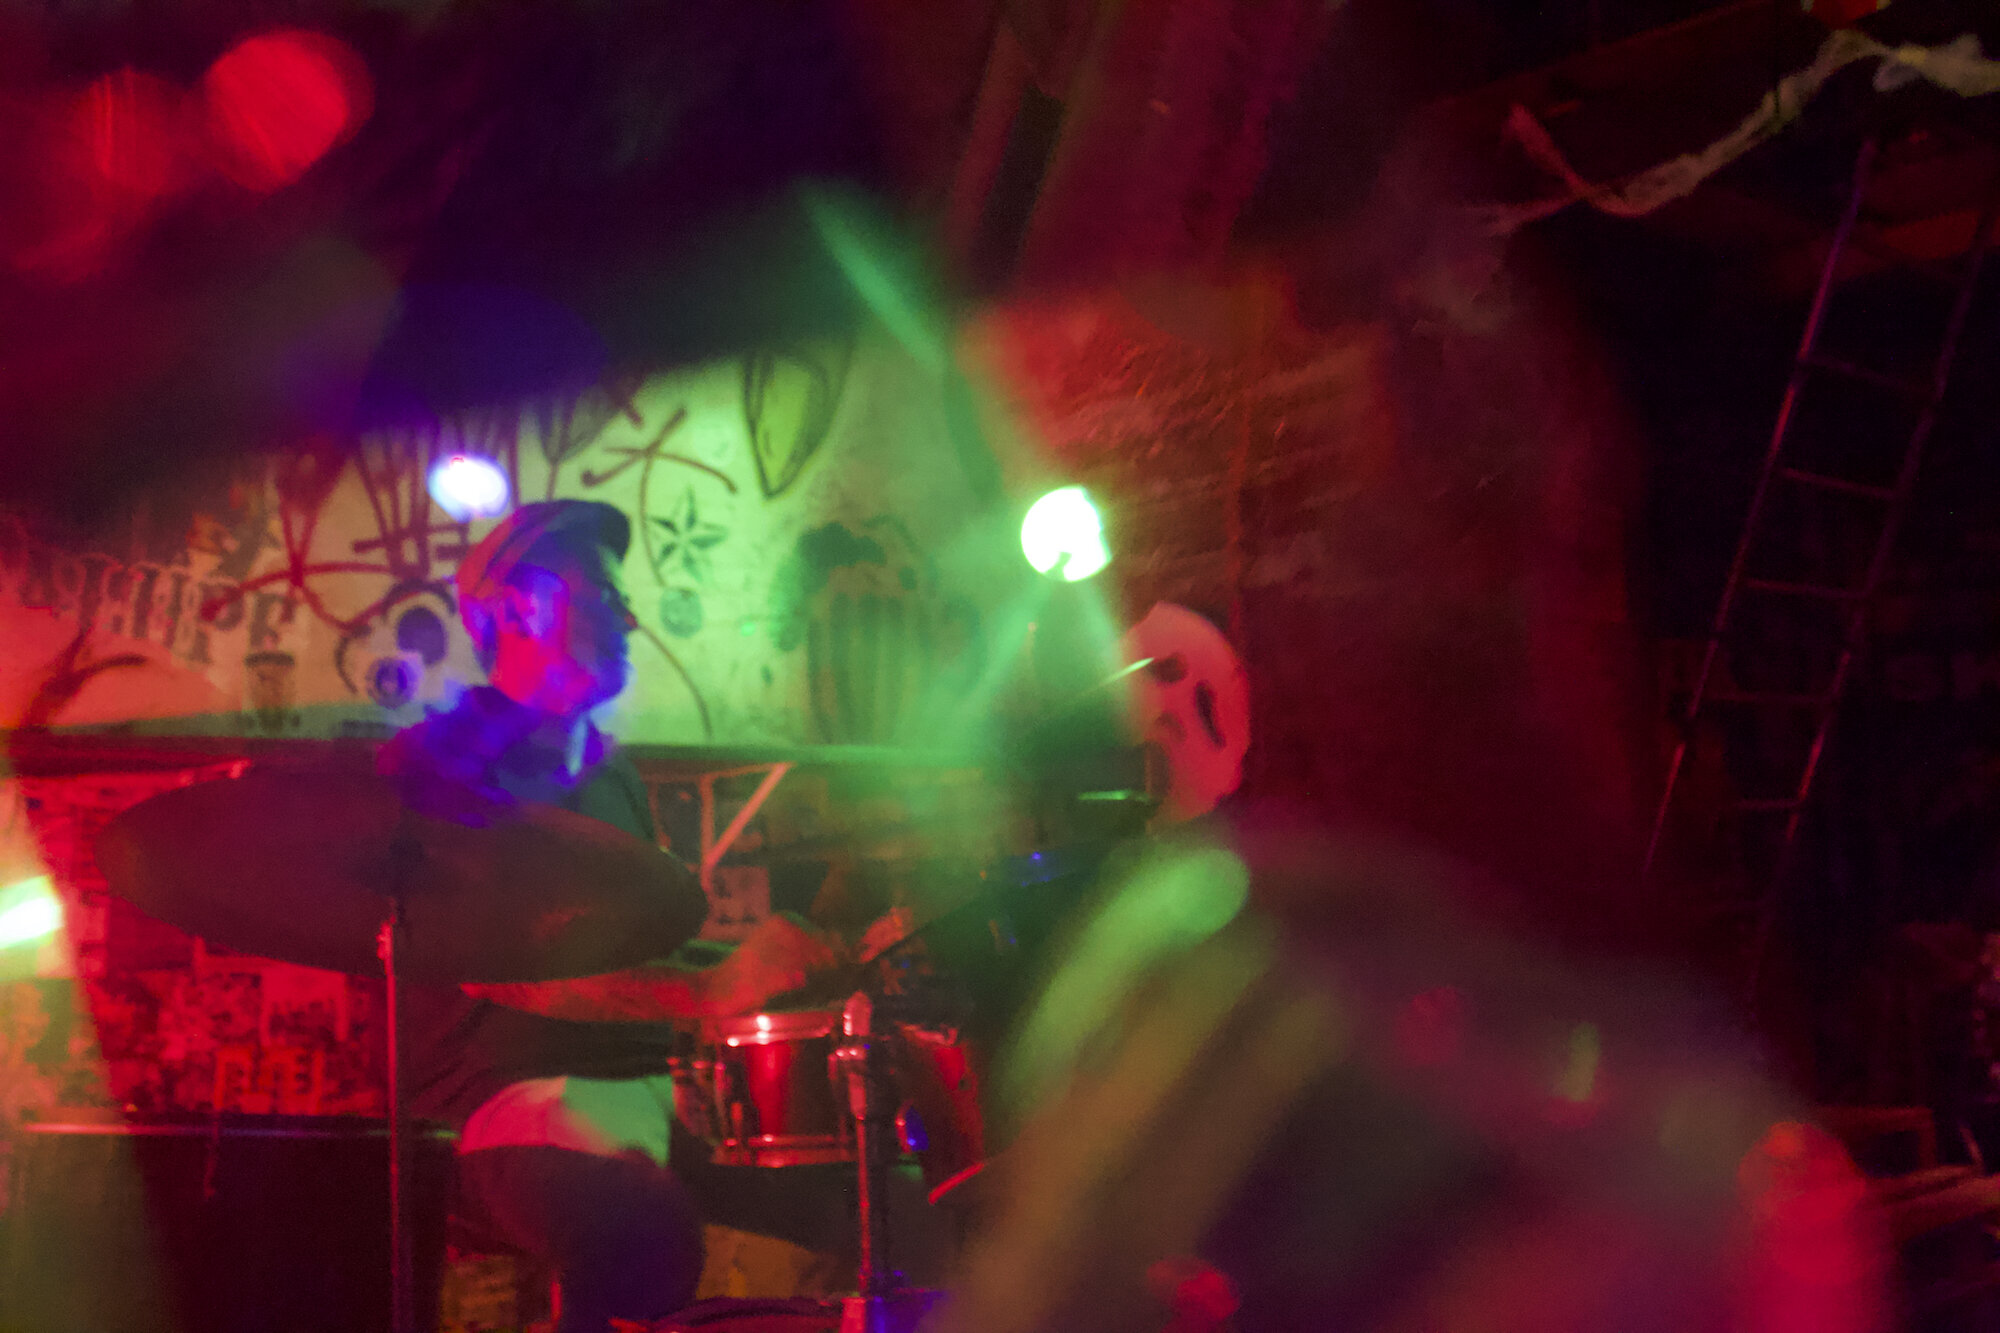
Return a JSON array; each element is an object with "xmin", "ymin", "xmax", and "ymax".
[{"xmin": 3, "ymin": 0, "xmax": 1999, "ymax": 533}]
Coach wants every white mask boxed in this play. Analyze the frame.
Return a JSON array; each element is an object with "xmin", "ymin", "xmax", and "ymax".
[{"xmin": 1121, "ymin": 603, "xmax": 1250, "ymax": 822}]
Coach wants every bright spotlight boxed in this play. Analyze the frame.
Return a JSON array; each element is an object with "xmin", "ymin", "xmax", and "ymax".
[
  {"xmin": 428, "ymin": 454, "xmax": 511, "ymax": 521},
  {"xmin": 0, "ymin": 876, "xmax": 62, "ymax": 948},
  {"xmin": 1022, "ymin": 486, "xmax": 1110, "ymax": 582}
]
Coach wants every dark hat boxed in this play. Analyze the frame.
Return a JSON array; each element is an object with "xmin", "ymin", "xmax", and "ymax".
[{"xmin": 455, "ymin": 500, "xmax": 631, "ymax": 644}]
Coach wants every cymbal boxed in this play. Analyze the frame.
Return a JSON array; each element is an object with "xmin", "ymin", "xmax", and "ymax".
[
  {"xmin": 94, "ymin": 770, "xmax": 709, "ymax": 983},
  {"xmin": 867, "ymin": 843, "xmax": 1113, "ymax": 962}
]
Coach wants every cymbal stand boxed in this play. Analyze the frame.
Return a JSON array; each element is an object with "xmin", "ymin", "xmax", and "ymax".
[
  {"xmin": 835, "ymin": 993, "xmax": 891, "ymax": 1303},
  {"xmin": 379, "ymin": 834, "xmax": 418, "ymax": 1333},
  {"xmin": 831, "ymin": 992, "xmax": 943, "ymax": 1333}
]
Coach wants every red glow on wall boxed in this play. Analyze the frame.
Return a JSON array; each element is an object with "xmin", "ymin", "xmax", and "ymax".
[{"xmin": 201, "ymin": 31, "xmax": 371, "ymax": 192}]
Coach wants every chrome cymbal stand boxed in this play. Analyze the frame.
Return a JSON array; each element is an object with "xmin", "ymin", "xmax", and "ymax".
[
  {"xmin": 379, "ymin": 831, "xmax": 420, "ymax": 1333},
  {"xmin": 831, "ymin": 992, "xmax": 943, "ymax": 1333}
]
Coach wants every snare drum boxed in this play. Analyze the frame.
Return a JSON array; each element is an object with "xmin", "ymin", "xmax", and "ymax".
[
  {"xmin": 676, "ymin": 1006, "xmax": 993, "ymax": 1191},
  {"xmin": 699, "ymin": 1009, "xmax": 853, "ymax": 1168}
]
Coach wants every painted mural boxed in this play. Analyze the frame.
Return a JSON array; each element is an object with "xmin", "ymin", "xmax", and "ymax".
[{"xmin": 0, "ymin": 336, "xmax": 1028, "ymax": 751}]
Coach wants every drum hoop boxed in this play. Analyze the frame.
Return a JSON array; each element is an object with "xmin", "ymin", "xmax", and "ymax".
[
  {"xmin": 717, "ymin": 1133, "xmax": 851, "ymax": 1149},
  {"xmin": 711, "ymin": 1136, "xmax": 855, "ymax": 1168},
  {"xmin": 713, "ymin": 1008, "xmax": 839, "ymax": 1043}
]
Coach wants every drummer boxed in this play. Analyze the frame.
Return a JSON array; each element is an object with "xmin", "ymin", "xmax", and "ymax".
[{"xmin": 382, "ymin": 500, "xmax": 839, "ymax": 1333}]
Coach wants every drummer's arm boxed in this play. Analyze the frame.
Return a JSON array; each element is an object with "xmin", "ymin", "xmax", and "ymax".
[
  {"xmin": 465, "ymin": 913, "xmax": 839, "ymax": 1021},
  {"xmin": 465, "ymin": 960, "xmax": 724, "ymax": 1022}
]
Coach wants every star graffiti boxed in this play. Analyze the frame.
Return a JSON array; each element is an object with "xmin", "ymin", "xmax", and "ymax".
[{"xmin": 651, "ymin": 486, "xmax": 728, "ymax": 584}]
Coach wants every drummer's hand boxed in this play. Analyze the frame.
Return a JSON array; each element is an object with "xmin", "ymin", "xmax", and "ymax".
[
  {"xmin": 856, "ymin": 906, "xmax": 918, "ymax": 963},
  {"xmin": 706, "ymin": 912, "xmax": 841, "ymax": 1016}
]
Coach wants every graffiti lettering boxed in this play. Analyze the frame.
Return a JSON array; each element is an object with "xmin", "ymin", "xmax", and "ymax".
[
  {"xmin": 0, "ymin": 512, "xmax": 299, "ymax": 665},
  {"xmin": 74, "ymin": 554, "xmax": 116, "ymax": 629},
  {"xmin": 156, "ymin": 570, "xmax": 190, "ymax": 654},
  {"xmin": 19, "ymin": 540, "xmax": 72, "ymax": 613},
  {"xmin": 248, "ymin": 590, "xmax": 300, "ymax": 651},
  {"xmin": 129, "ymin": 566, "xmax": 162, "ymax": 641},
  {"xmin": 183, "ymin": 580, "xmax": 247, "ymax": 666}
]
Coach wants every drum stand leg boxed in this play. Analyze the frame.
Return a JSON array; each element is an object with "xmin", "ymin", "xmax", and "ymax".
[
  {"xmin": 834, "ymin": 994, "xmax": 944, "ymax": 1333},
  {"xmin": 378, "ymin": 901, "xmax": 415, "ymax": 1333},
  {"xmin": 850, "ymin": 1055, "xmax": 891, "ymax": 1301}
]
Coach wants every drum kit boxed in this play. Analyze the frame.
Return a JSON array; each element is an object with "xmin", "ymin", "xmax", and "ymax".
[{"xmin": 93, "ymin": 766, "xmax": 1054, "ymax": 1333}]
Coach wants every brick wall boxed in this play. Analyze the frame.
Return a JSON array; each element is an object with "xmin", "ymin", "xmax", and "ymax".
[{"xmin": 979, "ymin": 207, "xmax": 1659, "ymax": 944}]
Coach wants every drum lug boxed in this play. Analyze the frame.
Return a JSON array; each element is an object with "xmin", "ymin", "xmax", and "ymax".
[{"xmin": 895, "ymin": 1103, "xmax": 928, "ymax": 1154}]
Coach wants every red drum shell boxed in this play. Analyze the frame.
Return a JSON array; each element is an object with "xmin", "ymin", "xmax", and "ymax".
[{"xmin": 702, "ymin": 1009, "xmax": 853, "ymax": 1168}]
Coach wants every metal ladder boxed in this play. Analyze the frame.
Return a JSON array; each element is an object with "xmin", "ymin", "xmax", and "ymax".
[{"xmin": 1642, "ymin": 135, "xmax": 2000, "ymax": 924}]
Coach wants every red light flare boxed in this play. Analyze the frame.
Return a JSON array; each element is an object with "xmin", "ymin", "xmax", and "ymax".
[
  {"xmin": 3, "ymin": 72, "xmax": 187, "ymax": 281},
  {"xmin": 201, "ymin": 31, "xmax": 372, "ymax": 193},
  {"xmin": 1733, "ymin": 1120, "xmax": 1892, "ymax": 1333},
  {"xmin": 1145, "ymin": 1255, "xmax": 1240, "ymax": 1330},
  {"xmin": 78, "ymin": 69, "xmax": 189, "ymax": 201}
]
